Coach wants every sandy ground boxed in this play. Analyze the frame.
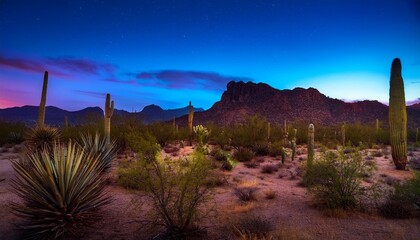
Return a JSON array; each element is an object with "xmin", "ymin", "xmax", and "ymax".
[{"xmin": 0, "ymin": 144, "xmax": 419, "ymax": 240}]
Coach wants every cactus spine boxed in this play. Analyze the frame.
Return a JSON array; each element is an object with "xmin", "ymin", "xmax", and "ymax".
[
  {"xmin": 188, "ymin": 101, "xmax": 194, "ymax": 145},
  {"xmin": 341, "ymin": 124, "xmax": 346, "ymax": 146},
  {"xmin": 104, "ymin": 93, "xmax": 114, "ymax": 144},
  {"xmin": 389, "ymin": 58, "xmax": 407, "ymax": 170},
  {"xmin": 37, "ymin": 71, "xmax": 48, "ymax": 127},
  {"xmin": 308, "ymin": 123, "xmax": 315, "ymax": 165}
]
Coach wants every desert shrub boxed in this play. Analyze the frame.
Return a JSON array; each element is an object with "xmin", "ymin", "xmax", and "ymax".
[
  {"xmin": 232, "ymin": 215, "xmax": 274, "ymax": 239},
  {"xmin": 11, "ymin": 142, "xmax": 110, "ymax": 239},
  {"xmin": 25, "ymin": 125, "xmax": 61, "ymax": 153},
  {"xmin": 0, "ymin": 121, "xmax": 27, "ymax": 146},
  {"xmin": 261, "ymin": 164, "xmax": 279, "ymax": 174},
  {"xmin": 79, "ymin": 132, "xmax": 118, "ymax": 171},
  {"xmin": 140, "ymin": 151, "xmax": 213, "ymax": 238},
  {"xmin": 117, "ymin": 159, "xmax": 148, "ymax": 190},
  {"xmin": 233, "ymin": 147, "xmax": 255, "ymax": 162},
  {"xmin": 244, "ymin": 160, "xmax": 260, "ymax": 168},
  {"xmin": 220, "ymin": 158, "xmax": 236, "ymax": 171},
  {"xmin": 379, "ymin": 171, "xmax": 420, "ymax": 218},
  {"xmin": 234, "ymin": 179, "xmax": 259, "ymax": 201},
  {"xmin": 125, "ymin": 131, "xmax": 160, "ymax": 156},
  {"xmin": 304, "ymin": 149, "xmax": 368, "ymax": 209},
  {"xmin": 148, "ymin": 122, "xmax": 178, "ymax": 147},
  {"xmin": 268, "ymin": 141, "xmax": 283, "ymax": 157},
  {"xmin": 252, "ymin": 141, "xmax": 271, "ymax": 156},
  {"xmin": 211, "ymin": 148, "xmax": 229, "ymax": 161},
  {"xmin": 231, "ymin": 115, "xmax": 268, "ymax": 148}
]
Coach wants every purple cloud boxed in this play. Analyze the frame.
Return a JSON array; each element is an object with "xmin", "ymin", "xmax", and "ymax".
[
  {"xmin": 0, "ymin": 54, "xmax": 117, "ymax": 76},
  {"xmin": 133, "ymin": 70, "xmax": 253, "ymax": 90}
]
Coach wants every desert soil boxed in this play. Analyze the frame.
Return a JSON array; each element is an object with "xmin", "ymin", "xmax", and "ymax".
[{"xmin": 0, "ymin": 144, "xmax": 419, "ymax": 240}]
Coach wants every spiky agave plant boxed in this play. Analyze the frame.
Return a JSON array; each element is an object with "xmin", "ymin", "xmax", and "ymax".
[
  {"xmin": 25, "ymin": 125, "xmax": 60, "ymax": 153},
  {"xmin": 79, "ymin": 132, "xmax": 118, "ymax": 171},
  {"xmin": 11, "ymin": 141, "xmax": 111, "ymax": 239}
]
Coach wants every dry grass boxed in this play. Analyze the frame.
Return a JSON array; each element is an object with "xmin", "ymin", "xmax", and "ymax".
[
  {"xmin": 261, "ymin": 164, "xmax": 279, "ymax": 174},
  {"xmin": 234, "ymin": 179, "xmax": 259, "ymax": 201},
  {"xmin": 263, "ymin": 189, "xmax": 276, "ymax": 199}
]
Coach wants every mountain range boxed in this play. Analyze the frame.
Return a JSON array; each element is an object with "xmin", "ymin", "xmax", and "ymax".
[
  {"xmin": 0, "ymin": 81, "xmax": 419, "ymax": 128},
  {"xmin": 0, "ymin": 104, "xmax": 204, "ymax": 126},
  {"xmin": 178, "ymin": 81, "xmax": 420, "ymax": 128}
]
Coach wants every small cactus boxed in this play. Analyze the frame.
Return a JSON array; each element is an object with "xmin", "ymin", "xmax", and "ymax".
[
  {"xmin": 188, "ymin": 101, "xmax": 194, "ymax": 145},
  {"xmin": 307, "ymin": 123, "xmax": 315, "ymax": 165},
  {"xmin": 37, "ymin": 71, "xmax": 48, "ymax": 127},
  {"xmin": 104, "ymin": 93, "xmax": 114, "ymax": 144},
  {"xmin": 281, "ymin": 147, "xmax": 286, "ymax": 164},
  {"xmin": 291, "ymin": 140, "xmax": 296, "ymax": 161},
  {"xmin": 389, "ymin": 58, "xmax": 407, "ymax": 170}
]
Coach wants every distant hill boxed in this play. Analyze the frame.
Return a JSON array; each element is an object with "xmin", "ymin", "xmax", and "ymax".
[
  {"xmin": 0, "ymin": 104, "xmax": 204, "ymax": 126},
  {"xmin": 176, "ymin": 81, "xmax": 420, "ymax": 128}
]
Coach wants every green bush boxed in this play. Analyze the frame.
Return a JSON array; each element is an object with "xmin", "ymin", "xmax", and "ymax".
[
  {"xmin": 11, "ymin": 142, "xmax": 110, "ymax": 239},
  {"xmin": 379, "ymin": 171, "xmax": 420, "ymax": 218},
  {"xmin": 252, "ymin": 141, "xmax": 271, "ymax": 156},
  {"xmin": 233, "ymin": 147, "xmax": 255, "ymax": 162},
  {"xmin": 304, "ymin": 149, "xmax": 368, "ymax": 209},
  {"xmin": 0, "ymin": 121, "xmax": 27, "ymax": 146},
  {"xmin": 117, "ymin": 159, "xmax": 149, "ymax": 190},
  {"xmin": 140, "ymin": 151, "xmax": 213, "ymax": 238}
]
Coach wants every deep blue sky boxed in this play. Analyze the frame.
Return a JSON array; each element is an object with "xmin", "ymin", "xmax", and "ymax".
[{"xmin": 0, "ymin": 0, "xmax": 419, "ymax": 111}]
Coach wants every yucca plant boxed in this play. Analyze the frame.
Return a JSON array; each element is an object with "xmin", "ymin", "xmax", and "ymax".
[
  {"xmin": 79, "ymin": 132, "xmax": 117, "ymax": 171},
  {"xmin": 25, "ymin": 125, "xmax": 60, "ymax": 153},
  {"xmin": 11, "ymin": 141, "xmax": 111, "ymax": 239}
]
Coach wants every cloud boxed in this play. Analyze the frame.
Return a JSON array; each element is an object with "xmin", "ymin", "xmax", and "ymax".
[
  {"xmin": 407, "ymin": 98, "xmax": 420, "ymax": 105},
  {"xmin": 74, "ymin": 90, "xmax": 106, "ymax": 98},
  {"xmin": 0, "ymin": 54, "xmax": 117, "ymax": 76},
  {"xmin": 133, "ymin": 70, "xmax": 253, "ymax": 90}
]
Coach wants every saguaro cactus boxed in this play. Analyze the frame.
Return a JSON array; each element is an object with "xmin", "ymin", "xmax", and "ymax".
[
  {"xmin": 389, "ymin": 58, "xmax": 407, "ymax": 170},
  {"xmin": 267, "ymin": 122, "xmax": 271, "ymax": 140},
  {"xmin": 307, "ymin": 123, "xmax": 315, "ymax": 165},
  {"xmin": 37, "ymin": 71, "xmax": 48, "ymax": 127},
  {"xmin": 104, "ymin": 93, "xmax": 114, "ymax": 144},
  {"xmin": 376, "ymin": 119, "xmax": 380, "ymax": 133},
  {"xmin": 188, "ymin": 101, "xmax": 194, "ymax": 145},
  {"xmin": 341, "ymin": 124, "xmax": 346, "ymax": 146}
]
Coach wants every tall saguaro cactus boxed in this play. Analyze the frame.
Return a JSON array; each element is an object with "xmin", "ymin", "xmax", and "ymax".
[
  {"xmin": 188, "ymin": 101, "xmax": 194, "ymax": 145},
  {"xmin": 37, "ymin": 71, "xmax": 48, "ymax": 127},
  {"xmin": 341, "ymin": 124, "xmax": 346, "ymax": 146},
  {"xmin": 307, "ymin": 123, "xmax": 315, "ymax": 165},
  {"xmin": 104, "ymin": 93, "xmax": 114, "ymax": 144},
  {"xmin": 389, "ymin": 58, "xmax": 407, "ymax": 170},
  {"xmin": 267, "ymin": 122, "xmax": 271, "ymax": 140}
]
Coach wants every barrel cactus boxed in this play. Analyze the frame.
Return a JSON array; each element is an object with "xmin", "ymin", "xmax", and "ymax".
[
  {"xmin": 104, "ymin": 93, "xmax": 114, "ymax": 144},
  {"xmin": 389, "ymin": 58, "xmax": 407, "ymax": 170},
  {"xmin": 307, "ymin": 123, "xmax": 315, "ymax": 165},
  {"xmin": 37, "ymin": 71, "xmax": 48, "ymax": 127}
]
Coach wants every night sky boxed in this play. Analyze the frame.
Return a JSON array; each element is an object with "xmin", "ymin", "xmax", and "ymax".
[{"xmin": 0, "ymin": 0, "xmax": 419, "ymax": 111}]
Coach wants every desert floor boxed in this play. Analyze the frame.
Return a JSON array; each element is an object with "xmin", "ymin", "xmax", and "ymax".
[{"xmin": 0, "ymin": 144, "xmax": 419, "ymax": 240}]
